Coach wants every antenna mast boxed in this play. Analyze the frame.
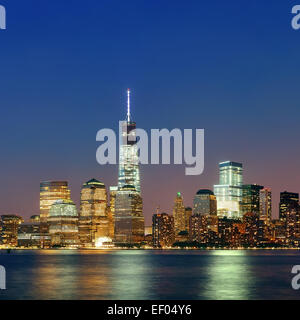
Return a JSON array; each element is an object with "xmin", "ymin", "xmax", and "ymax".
[{"xmin": 127, "ymin": 88, "xmax": 131, "ymax": 122}]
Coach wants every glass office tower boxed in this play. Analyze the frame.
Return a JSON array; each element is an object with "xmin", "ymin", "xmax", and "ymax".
[
  {"xmin": 242, "ymin": 184, "xmax": 264, "ymax": 215},
  {"xmin": 114, "ymin": 90, "xmax": 145, "ymax": 243},
  {"xmin": 118, "ymin": 122, "xmax": 140, "ymax": 193},
  {"xmin": 214, "ymin": 161, "xmax": 243, "ymax": 219}
]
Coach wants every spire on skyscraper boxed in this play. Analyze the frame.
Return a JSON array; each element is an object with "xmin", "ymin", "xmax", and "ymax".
[{"xmin": 127, "ymin": 88, "xmax": 131, "ymax": 122}]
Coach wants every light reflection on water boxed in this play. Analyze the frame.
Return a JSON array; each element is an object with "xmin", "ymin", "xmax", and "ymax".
[
  {"xmin": 0, "ymin": 250, "xmax": 299, "ymax": 300},
  {"xmin": 203, "ymin": 250, "xmax": 254, "ymax": 300}
]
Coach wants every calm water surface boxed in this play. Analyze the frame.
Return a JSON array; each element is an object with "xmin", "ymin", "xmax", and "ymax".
[{"xmin": 0, "ymin": 249, "xmax": 299, "ymax": 300}]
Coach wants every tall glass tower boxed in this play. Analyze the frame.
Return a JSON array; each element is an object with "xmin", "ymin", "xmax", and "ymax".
[
  {"xmin": 114, "ymin": 90, "xmax": 144, "ymax": 243},
  {"xmin": 214, "ymin": 161, "xmax": 243, "ymax": 219},
  {"xmin": 117, "ymin": 89, "xmax": 141, "ymax": 193}
]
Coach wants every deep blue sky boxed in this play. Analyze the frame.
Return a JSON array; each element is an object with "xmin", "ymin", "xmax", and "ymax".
[{"xmin": 0, "ymin": 0, "xmax": 300, "ymax": 224}]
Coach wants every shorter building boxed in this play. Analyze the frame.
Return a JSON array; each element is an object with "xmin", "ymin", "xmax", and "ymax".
[
  {"xmin": 257, "ymin": 218, "xmax": 273, "ymax": 244},
  {"xmin": 18, "ymin": 222, "xmax": 47, "ymax": 248},
  {"xmin": 217, "ymin": 217, "xmax": 241, "ymax": 246},
  {"xmin": 259, "ymin": 188, "xmax": 272, "ymax": 220},
  {"xmin": 193, "ymin": 189, "xmax": 217, "ymax": 216},
  {"xmin": 145, "ymin": 225, "xmax": 152, "ymax": 235},
  {"xmin": 243, "ymin": 212, "xmax": 259, "ymax": 246},
  {"xmin": 30, "ymin": 215, "xmax": 40, "ymax": 223},
  {"xmin": 48, "ymin": 199, "xmax": 79, "ymax": 247},
  {"xmin": 242, "ymin": 184, "xmax": 264, "ymax": 215},
  {"xmin": 173, "ymin": 192, "xmax": 186, "ymax": 235},
  {"xmin": 279, "ymin": 191, "xmax": 299, "ymax": 222},
  {"xmin": 189, "ymin": 215, "xmax": 218, "ymax": 244},
  {"xmin": 285, "ymin": 203, "xmax": 300, "ymax": 245},
  {"xmin": 152, "ymin": 213, "xmax": 175, "ymax": 248},
  {"xmin": 175, "ymin": 231, "xmax": 189, "ymax": 243},
  {"xmin": 0, "ymin": 215, "xmax": 24, "ymax": 247},
  {"xmin": 272, "ymin": 220, "xmax": 286, "ymax": 244},
  {"xmin": 184, "ymin": 207, "xmax": 193, "ymax": 233}
]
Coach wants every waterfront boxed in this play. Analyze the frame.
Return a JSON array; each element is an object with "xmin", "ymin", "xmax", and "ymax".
[{"xmin": 0, "ymin": 250, "xmax": 299, "ymax": 300}]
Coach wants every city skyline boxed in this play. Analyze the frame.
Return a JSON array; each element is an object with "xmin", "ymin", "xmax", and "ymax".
[{"xmin": 1, "ymin": 0, "xmax": 300, "ymax": 224}]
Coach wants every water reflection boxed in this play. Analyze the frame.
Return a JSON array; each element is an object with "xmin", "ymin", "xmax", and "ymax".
[
  {"xmin": 109, "ymin": 251, "xmax": 151, "ymax": 299},
  {"xmin": 202, "ymin": 250, "xmax": 255, "ymax": 300},
  {"xmin": 0, "ymin": 249, "xmax": 300, "ymax": 300}
]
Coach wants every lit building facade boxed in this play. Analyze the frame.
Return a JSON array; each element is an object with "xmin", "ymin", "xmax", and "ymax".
[
  {"xmin": 243, "ymin": 212, "xmax": 259, "ymax": 246},
  {"xmin": 184, "ymin": 207, "xmax": 193, "ymax": 233},
  {"xmin": 173, "ymin": 192, "xmax": 186, "ymax": 235},
  {"xmin": 0, "ymin": 215, "xmax": 24, "ymax": 247},
  {"xmin": 30, "ymin": 215, "xmax": 40, "ymax": 223},
  {"xmin": 114, "ymin": 90, "xmax": 145, "ymax": 243},
  {"xmin": 285, "ymin": 203, "xmax": 300, "ymax": 244},
  {"xmin": 279, "ymin": 191, "xmax": 299, "ymax": 222},
  {"xmin": 152, "ymin": 213, "xmax": 175, "ymax": 248},
  {"xmin": 117, "ymin": 90, "xmax": 140, "ymax": 193},
  {"xmin": 189, "ymin": 215, "xmax": 218, "ymax": 243},
  {"xmin": 79, "ymin": 179, "xmax": 109, "ymax": 247},
  {"xmin": 114, "ymin": 185, "xmax": 144, "ymax": 243},
  {"xmin": 242, "ymin": 184, "xmax": 264, "ymax": 215},
  {"xmin": 108, "ymin": 186, "xmax": 118, "ymax": 239},
  {"xmin": 214, "ymin": 161, "xmax": 243, "ymax": 219},
  {"xmin": 217, "ymin": 217, "xmax": 242, "ymax": 246},
  {"xmin": 40, "ymin": 181, "xmax": 71, "ymax": 229},
  {"xmin": 193, "ymin": 189, "xmax": 217, "ymax": 216},
  {"xmin": 48, "ymin": 199, "xmax": 79, "ymax": 247},
  {"xmin": 18, "ymin": 222, "xmax": 43, "ymax": 248},
  {"xmin": 259, "ymin": 188, "xmax": 272, "ymax": 220}
]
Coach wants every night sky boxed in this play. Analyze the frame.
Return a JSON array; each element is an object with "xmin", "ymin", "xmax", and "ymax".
[{"xmin": 1, "ymin": 0, "xmax": 300, "ymax": 225}]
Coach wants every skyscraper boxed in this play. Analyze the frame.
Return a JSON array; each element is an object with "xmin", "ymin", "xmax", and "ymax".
[
  {"xmin": 108, "ymin": 186, "xmax": 118, "ymax": 239},
  {"xmin": 114, "ymin": 185, "xmax": 144, "ymax": 243},
  {"xmin": 279, "ymin": 191, "xmax": 299, "ymax": 222},
  {"xmin": 117, "ymin": 90, "xmax": 140, "ymax": 193},
  {"xmin": 48, "ymin": 199, "xmax": 79, "ymax": 247},
  {"xmin": 193, "ymin": 189, "xmax": 217, "ymax": 216},
  {"xmin": 114, "ymin": 90, "xmax": 145, "ymax": 243},
  {"xmin": 79, "ymin": 178, "xmax": 109, "ymax": 247},
  {"xmin": 214, "ymin": 161, "xmax": 243, "ymax": 219},
  {"xmin": 259, "ymin": 188, "xmax": 272, "ymax": 220},
  {"xmin": 40, "ymin": 181, "xmax": 71, "ymax": 226},
  {"xmin": 173, "ymin": 192, "xmax": 186, "ymax": 234},
  {"xmin": 152, "ymin": 213, "xmax": 175, "ymax": 248},
  {"xmin": 242, "ymin": 184, "xmax": 264, "ymax": 215}
]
